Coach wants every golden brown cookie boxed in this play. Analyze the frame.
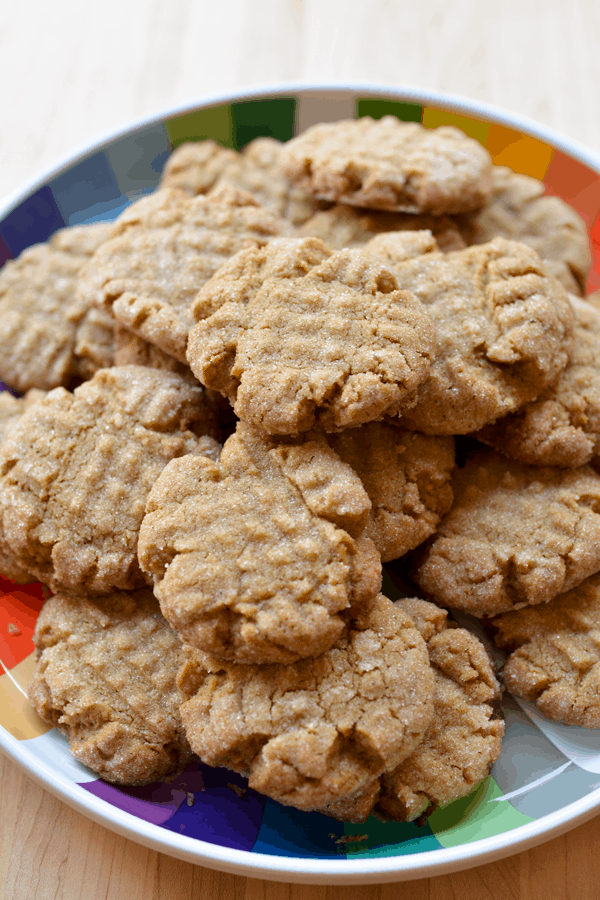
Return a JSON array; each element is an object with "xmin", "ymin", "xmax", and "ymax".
[
  {"xmin": 177, "ymin": 594, "xmax": 435, "ymax": 814},
  {"xmin": 324, "ymin": 422, "xmax": 455, "ymax": 562},
  {"xmin": 387, "ymin": 238, "xmax": 574, "ymax": 434},
  {"xmin": 492, "ymin": 573, "xmax": 600, "ymax": 728},
  {"xmin": 138, "ymin": 423, "xmax": 381, "ymax": 664},
  {"xmin": 0, "ymin": 366, "xmax": 220, "ymax": 594},
  {"xmin": 0, "ymin": 223, "xmax": 115, "ymax": 392},
  {"xmin": 281, "ymin": 117, "xmax": 493, "ymax": 215},
  {"xmin": 28, "ymin": 589, "xmax": 193, "ymax": 784},
  {"xmin": 300, "ymin": 203, "xmax": 466, "ymax": 252},
  {"xmin": 376, "ymin": 598, "xmax": 504, "ymax": 821},
  {"xmin": 159, "ymin": 139, "xmax": 239, "ymax": 195},
  {"xmin": 415, "ymin": 451, "xmax": 600, "ymax": 617},
  {"xmin": 477, "ymin": 295, "xmax": 600, "ymax": 467},
  {"xmin": 187, "ymin": 237, "xmax": 436, "ymax": 435},
  {"xmin": 78, "ymin": 185, "xmax": 288, "ymax": 364},
  {"xmin": 456, "ymin": 166, "xmax": 591, "ymax": 295}
]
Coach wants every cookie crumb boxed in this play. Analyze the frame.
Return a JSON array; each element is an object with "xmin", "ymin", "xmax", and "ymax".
[
  {"xmin": 227, "ymin": 783, "xmax": 246, "ymax": 799},
  {"xmin": 186, "ymin": 791, "xmax": 194, "ymax": 807},
  {"xmin": 332, "ymin": 834, "xmax": 369, "ymax": 844},
  {"xmin": 7, "ymin": 623, "xmax": 20, "ymax": 635}
]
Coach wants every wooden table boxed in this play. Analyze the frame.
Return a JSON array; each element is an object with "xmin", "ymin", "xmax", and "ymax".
[{"xmin": 2, "ymin": 1, "xmax": 600, "ymax": 896}]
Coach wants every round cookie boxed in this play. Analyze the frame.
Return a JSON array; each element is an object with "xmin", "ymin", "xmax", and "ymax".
[
  {"xmin": 0, "ymin": 366, "xmax": 220, "ymax": 594},
  {"xmin": 28, "ymin": 589, "xmax": 192, "ymax": 784},
  {"xmin": 280, "ymin": 117, "xmax": 493, "ymax": 215},
  {"xmin": 456, "ymin": 166, "xmax": 591, "ymax": 295},
  {"xmin": 187, "ymin": 237, "xmax": 437, "ymax": 435},
  {"xmin": 477, "ymin": 295, "xmax": 600, "ymax": 467},
  {"xmin": 386, "ymin": 237, "xmax": 574, "ymax": 434},
  {"xmin": 324, "ymin": 422, "xmax": 455, "ymax": 562},
  {"xmin": 376, "ymin": 598, "xmax": 504, "ymax": 822},
  {"xmin": 159, "ymin": 139, "xmax": 239, "ymax": 195},
  {"xmin": 177, "ymin": 594, "xmax": 435, "ymax": 814},
  {"xmin": 415, "ymin": 451, "xmax": 600, "ymax": 617},
  {"xmin": 0, "ymin": 223, "xmax": 115, "ymax": 393},
  {"xmin": 138, "ymin": 423, "xmax": 381, "ymax": 664},
  {"xmin": 78, "ymin": 185, "xmax": 288, "ymax": 364},
  {"xmin": 299, "ymin": 203, "xmax": 466, "ymax": 253},
  {"xmin": 491, "ymin": 573, "xmax": 600, "ymax": 728}
]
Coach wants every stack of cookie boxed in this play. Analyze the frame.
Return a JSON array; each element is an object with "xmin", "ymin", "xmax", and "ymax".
[{"xmin": 0, "ymin": 115, "xmax": 594, "ymax": 822}]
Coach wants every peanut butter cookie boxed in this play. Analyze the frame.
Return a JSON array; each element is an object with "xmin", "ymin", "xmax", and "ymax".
[
  {"xmin": 0, "ymin": 223, "xmax": 115, "ymax": 392},
  {"xmin": 187, "ymin": 237, "xmax": 436, "ymax": 435},
  {"xmin": 28, "ymin": 589, "xmax": 192, "ymax": 784},
  {"xmin": 478, "ymin": 295, "xmax": 600, "ymax": 467},
  {"xmin": 281, "ymin": 117, "xmax": 493, "ymax": 215},
  {"xmin": 78, "ymin": 185, "xmax": 288, "ymax": 364},
  {"xmin": 138, "ymin": 423, "xmax": 381, "ymax": 664},
  {"xmin": 177, "ymin": 594, "xmax": 434, "ymax": 813},
  {"xmin": 492, "ymin": 573, "xmax": 600, "ymax": 728},
  {"xmin": 0, "ymin": 366, "xmax": 220, "ymax": 594},
  {"xmin": 456, "ymin": 166, "xmax": 591, "ymax": 295},
  {"xmin": 415, "ymin": 452, "xmax": 600, "ymax": 616}
]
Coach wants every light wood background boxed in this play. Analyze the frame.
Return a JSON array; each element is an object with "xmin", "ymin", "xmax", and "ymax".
[{"xmin": 2, "ymin": 1, "xmax": 600, "ymax": 897}]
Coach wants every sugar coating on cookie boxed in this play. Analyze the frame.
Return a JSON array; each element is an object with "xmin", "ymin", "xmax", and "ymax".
[
  {"xmin": 0, "ymin": 223, "xmax": 115, "ymax": 393},
  {"xmin": 386, "ymin": 237, "xmax": 574, "ymax": 434},
  {"xmin": 138, "ymin": 424, "xmax": 382, "ymax": 664},
  {"xmin": 187, "ymin": 237, "xmax": 436, "ymax": 435},
  {"xmin": 300, "ymin": 203, "xmax": 466, "ymax": 253},
  {"xmin": 28, "ymin": 590, "xmax": 192, "ymax": 784},
  {"xmin": 280, "ymin": 117, "xmax": 493, "ymax": 215},
  {"xmin": 456, "ymin": 166, "xmax": 591, "ymax": 295},
  {"xmin": 324, "ymin": 422, "xmax": 455, "ymax": 562},
  {"xmin": 78, "ymin": 186, "xmax": 288, "ymax": 364},
  {"xmin": 415, "ymin": 452, "xmax": 600, "ymax": 617},
  {"xmin": 376, "ymin": 598, "xmax": 504, "ymax": 821},
  {"xmin": 492, "ymin": 573, "xmax": 600, "ymax": 728},
  {"xmin": 0, "ymin": 366, "xmax": 220, "ymax": 594},
  {"xmin": 177, "ymin": 594, "xmax": 435, "ymax": 812},
  {"xmin": 478, "ymin": 296, "xmax": 600, "ymax": 467}
]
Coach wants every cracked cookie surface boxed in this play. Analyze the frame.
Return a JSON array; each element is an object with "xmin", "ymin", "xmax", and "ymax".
[
  {"xmin": 281, "ymin": 117, "xmax": 493, "ymax": 214},
  {"xmin": 492, "ymin": 572, "xmax": 600, "ymax": 728},
  {"xmin": 28, "ymin": 589, "xmax": 192, "ymax": 784},
  {"xmin": 387, "ymin": 238, "xmax": 574, "ymax": 434},
  {"xmin": 177, "ymin": 594, "xmax": 434, "ymax": 813},
  {"xmin": 138, "ymin": 423, "xmax": 381, "ymax": 664},
  {"xmin": 376, "ymin": 598, "xmax": 504, "ymax": 821},
  {"xmin": 325, "ymin": 422, "xmax": 455, "ymax": 562},
  {"xmin": 456, "ymin": 166, "xmax": 591, "ymax": 295},
  {"xmin": 187, "ymin": 237, "xmax": 436, "ymax": 435},
  {"xmin": 0, "ymin": 366, "xmax": 220, "ymax": 593},
  {"xmin": 0, "ymin": 223, "xmax": 115, "ymax": 392},
  {"xmin": 478, "ymin": 296, "xmax": 600, "ymax": 467},
  {"xmin": 415, "ymin": 452, "xmax": 600, "ymax": 616},
  {"xmin": 78, "ymin": 186, "xmax": 287, "ymax": 364}
]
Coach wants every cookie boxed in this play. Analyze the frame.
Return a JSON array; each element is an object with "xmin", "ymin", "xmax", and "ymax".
[
  {"xmin": 492, "ymin": 573, "xmax": 600, "ymax": 728},
  {"xmin": 187, "ymin": 237, "xmax": 436, "ymax": 435},
  {"xmin": 477, "ymin": 295, "xmax": 600, "ymax": 467},
  {"xmin": 78, "ymin": 185, "xmax": 288, "ymax": 364},
  {"xmin": 113, "ymin": 323, "xmax": 201, "ymax": 384},
  {"xmin": 159, "ymin": 139, "xmax": 239, "ymax": 195},
  {"xmin": 0, "ymin": 366, "xmax": 220, "ymax": 594},
  {"xmin": 456, "ymin": 166, "xmax": 591, "ymax": 295},
  {"xmin": 324, "ymin": 422, "xmax": 455, "ymax": 562},
  {"xmin": 280, "ymin": 117, "xmax": 493, "ymax": 215},
  {"xmin": 0, "ymin": 223, "xmax": 115, "ymax": 392},
  {"xmin": 376, "ymin": 598, "xmax": 504, "ymax": 821},
  {"xmin": 415, "ymin": 451, "xmax": 600, "ymax": 617},
  {"xmin": 138, "ymin": 423, "xmax": 381, "ymax": 664},
  {"xmin": 28, "ymin": 589, "xmax": 192, "ymax": 784},
  {"xmin": 177, "ymin": 594, "xmax": 435, "ymax": 813},
  {"xmin": 386, "ymin": 238, "xmax": 574, "ymax": 434},
  {"xmin": 300, "ymin": 203, "xmax": 466, "ymax": 252}
]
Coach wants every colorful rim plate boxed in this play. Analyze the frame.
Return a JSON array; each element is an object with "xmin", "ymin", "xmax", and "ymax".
[{"xmin": 1, "ymin": 84, "xmax": 600, "ymax": 884}]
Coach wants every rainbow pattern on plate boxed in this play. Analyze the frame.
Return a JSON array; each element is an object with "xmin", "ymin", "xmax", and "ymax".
[{"xmin": 2, "ymin": 91, "xmax": 600, "ymax": 863}]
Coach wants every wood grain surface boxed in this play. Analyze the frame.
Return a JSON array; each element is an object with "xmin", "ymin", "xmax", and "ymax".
[{"xmin": 2, "ymin": 1, "xmax": 600, "ymax": 897}]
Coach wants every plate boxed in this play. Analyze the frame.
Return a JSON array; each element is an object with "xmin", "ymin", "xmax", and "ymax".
[{"xmin": 1, "ymin": 84, "xmax": 600, "ymax": 885}]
